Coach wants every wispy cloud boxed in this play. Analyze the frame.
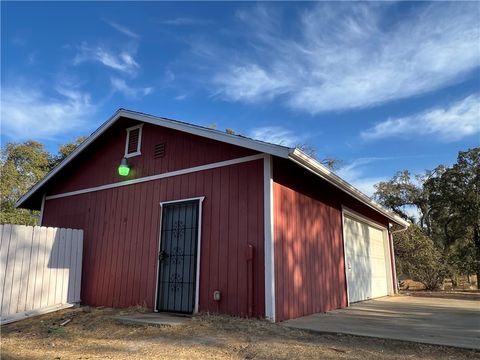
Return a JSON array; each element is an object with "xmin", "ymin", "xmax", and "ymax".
[
  {"xmin": 26, "ymin": 51, "xmax": 37, "ymax": 65},
  {"xmin": 1, "ymin": 85, "xmax": 94, "ymax": 140},
  {"xmin": 362, "ymin": 94, "xmax": 480, "ymax": 142},
  {"xmin": 336, "ymin": 158, "xmax": 387, "ymax": 197},
  {"xmin": 213, "ymin": 65, "xmax": 289, "ymax": 103},
  {"xmin": 248, "ymin": 126, "xmax": 305, "ymax": 147},
  {"xmin": 74, "ymin": 42, "xmax": 140, "ymax": 76},
  {"xmin": 209, "ymin": 3, "xmax": 479, "ymax": 113},
  {"xmin": 103, "ymin": 18, "xmax": 140, "ymax": 39},
  {"xmin": 110, "ymin": 77, "xmax": 153, "ymax": 99},
  {"xmin": 174, "ymin": 93, "xmax": 188, "ymax": 101},
  {"xmin": 159, "ymin": 17, "xmax": 211, "ymax": 26}
]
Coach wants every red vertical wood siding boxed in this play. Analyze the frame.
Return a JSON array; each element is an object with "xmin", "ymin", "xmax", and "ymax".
[
  {"xmin": 42, "ymin": 160, "xmax": 265, "ymax": 317},
  {"xmin": 46, "ymin": 117, "xmax": 257, "ymax": 196},
  {"xmin": 272, "ymin": 158, "xmax": 394, "ymax": 321},
  {"xmin": 40, "ymin": 118, "xmax": 265, "ymax": 318}
]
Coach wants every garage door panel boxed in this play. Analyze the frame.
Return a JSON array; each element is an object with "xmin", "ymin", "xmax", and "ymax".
[{"xmin": 344, "ymin": 214, "xmax": 390, "ymax": 303}]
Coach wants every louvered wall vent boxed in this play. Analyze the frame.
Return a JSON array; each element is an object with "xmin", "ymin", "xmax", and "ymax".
[
  {"xmin": 154, "ymin": 143, "xmax": 166, "ymax": 158},
  {"xmin": 127, "ymin": 128, "xmax": 140, "ymax": 154}
]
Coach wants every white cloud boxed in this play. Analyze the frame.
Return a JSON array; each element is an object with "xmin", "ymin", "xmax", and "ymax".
[
  {"xmin": 248, "ymin": 126, "xmax": 304, "ymax": 147},
  {"xmin": 159, "ymin": 17, "xmax": 210, "ymax": 26},
  {"xmin": 210, "ymin": 3, "xmax": 479, "ymax": 113},
  {"xmin": 103, "ymin": 19, "xmax": 140, "ymax": 39},
  {"xmin": 336, "ymin": 158, "xmax": 387, "ymax": 197},
  {"xmin": 110, "ymin": 77, "xmax": 153, "ymax": 99},
  {"xmin": 1, "ymin": 86, "xmax": 94, "ymax": 140},
  {"xmin": 74, "ymin": 42, "xmax": 140, "ymax": 76},
  {"xmin": 174, "ymin": 94, "xmax": 188, "ymax": 101},
  {"xmin": 362, "ymin": 94, "xmax": 480, "ymax": 142},
  {"xmin": 213, "ymin": 65, "xmax": 289, "ymax": 103},
  {"xmin": 26, "ymin": 52, "xmax": 37, "ymax": 65}
]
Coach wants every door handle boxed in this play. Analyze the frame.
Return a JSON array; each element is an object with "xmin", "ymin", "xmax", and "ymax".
[{"xmin": 159, "ymin": 250, "xmax": 168, "ymax": 262}]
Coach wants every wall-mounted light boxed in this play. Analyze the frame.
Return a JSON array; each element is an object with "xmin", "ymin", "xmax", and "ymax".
[{"xmin": 118, "ymin": 157, "xmax": 130, "ymax": 176}]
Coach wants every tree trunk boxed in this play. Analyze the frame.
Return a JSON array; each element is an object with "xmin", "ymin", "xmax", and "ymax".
[{"xmin": 474, "ymin": 224, "xmax": 480, "ymax": 290}]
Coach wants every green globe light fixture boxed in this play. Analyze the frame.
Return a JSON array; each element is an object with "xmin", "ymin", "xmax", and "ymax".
[{"xmin": 118, "ymin": 158, "xmax": 130, "ymax": 176}]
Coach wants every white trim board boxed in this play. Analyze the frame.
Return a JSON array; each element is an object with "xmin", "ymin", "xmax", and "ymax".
[
  {"xmin": 44, "ymin": 154, "xmax": 264, "ymax": 201},
  {"xmin": 38, "ymin": 194, "xmax": 46, "ymax": 226},
  {"xmin": 263, "ymin": 155, "xmax": 276, "ymax": 322},
  {"xmin": 154, "ymin": 197, "xmax": 205, "ymax": 314},
  {"xmin": 1, "ymin": 303, "xmax": 74, "ymax": 325},
  {"xmin": 341, "ymin": 206, "xmax": 388, "ymax": 231},
  {"xmin": 124, "ymin": 123, "xmax": 143, "ymax": 158}
]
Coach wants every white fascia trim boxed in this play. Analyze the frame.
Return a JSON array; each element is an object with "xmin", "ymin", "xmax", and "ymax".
[
  {"xmin": 154, "ymin": 197, "xmax": 205, "ymax": 313},
  {"xmin": 45, "ymin": 154, "xmax": 265, "ymax": 201},
  {"xmin": 16, "ymin": 109, "xmax": 291, "ymax": 209},
  {"xmin": 289, "ymin": 149, "xmax": 409, "ymax": 229},
  {"xmin": 124, "ymin": 123, "xmax": 143, "ymax": 158},
  {"xmin": 263, "ymin": 154, "xmax": 276, "ymax": 322},
  {"xmin": 122, "ymin": 110, "xmax": 292, "ymax": 158}
]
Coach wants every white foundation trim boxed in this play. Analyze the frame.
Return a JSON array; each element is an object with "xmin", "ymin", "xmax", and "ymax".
[
  {"xmin": 263, "ymin": 155, "xmax": 276, "ymax": 322},
  {"xmin": 154, "ymin": 197, "xmax": 205, "ymax": 313},
  {"xmin": 45, "ymin": 154, "xmax": 264, "ymax": 201}
]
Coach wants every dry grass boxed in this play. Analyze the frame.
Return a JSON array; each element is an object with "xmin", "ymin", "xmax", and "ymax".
[{"xmin": 1, "ymin": 307, "xmax": 478, "ymax": 360}]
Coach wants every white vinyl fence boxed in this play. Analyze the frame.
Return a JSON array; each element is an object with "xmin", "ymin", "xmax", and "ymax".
[{"xmin": 0, "ymin": 225, "xmax": 83, "ymax": 324}]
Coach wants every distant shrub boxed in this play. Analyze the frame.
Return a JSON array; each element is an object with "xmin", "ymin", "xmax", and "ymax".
[{"xmin": 394, "ymin": 225, "xmax": 446, "ymax": 290}]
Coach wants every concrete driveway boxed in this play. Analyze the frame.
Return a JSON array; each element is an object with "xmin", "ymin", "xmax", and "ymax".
[{"xmin": 283, "ymin": 295, "xmax": 480, "ymax": 350}]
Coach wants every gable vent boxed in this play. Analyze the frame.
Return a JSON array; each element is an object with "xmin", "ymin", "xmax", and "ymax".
[
  {"xmin": 154, "ymin": 143, "xmax": 166, "ymax": 158},
  {"xmin": 127, "ymin": 128, "xmax": 140, "ymax": 154}
]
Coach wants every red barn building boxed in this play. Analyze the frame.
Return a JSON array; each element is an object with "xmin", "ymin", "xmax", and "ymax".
[{"xmin": 17, "ymin": 109, "xmax": 408, "ymax": 322}]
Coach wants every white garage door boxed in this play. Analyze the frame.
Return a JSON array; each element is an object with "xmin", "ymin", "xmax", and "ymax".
[{"xmin": 343, "ymin": 212, "xmax": 391, "ymax": 303}]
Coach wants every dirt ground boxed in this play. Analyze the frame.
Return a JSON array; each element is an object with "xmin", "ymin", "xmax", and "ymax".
[{"xmin": 1, "ymin": 307, "xmax": 478, "ymax": 360}]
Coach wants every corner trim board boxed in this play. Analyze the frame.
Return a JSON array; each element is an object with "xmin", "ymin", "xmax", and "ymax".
[
  {"xmin": 45, "ymin": 154, "xmax": 265, "ymax": 201},
  {"xmin": 263, "ymin": 154, "xmax": 276, "ymax": 322},
  {"xmin": 38, "ymin": 194, "xmax": 46, "ymax": 226}
]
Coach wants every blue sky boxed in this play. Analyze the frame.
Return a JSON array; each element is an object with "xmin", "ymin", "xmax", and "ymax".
[{"xmin": 2, "ymin": 1, "xmax": 479, "ymax": 196}]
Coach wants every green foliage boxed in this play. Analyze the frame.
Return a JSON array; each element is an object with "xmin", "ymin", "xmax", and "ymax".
[
  {"xmin": 54, "ymin": 136, "xmax": 87, "ymax": 166},
  {"xmin": 374, "ymin": 170, "xmax": 432, "ymax": 232},
  {"xmin": 1, "ymin": 141, "xmax": 51, "ymax": 225},
  {"xmin": 447, "ymin": 236, "xmax": 476, "ymax": 278},
  {"xmin": 0, "ymin": 138, "xmax": 85, "ymax": 225},
  {"xmin": 394, "ymin": 225, "xmax": 446, "ymax": 290},
  {"xmin": 425, "ymin": 148, "xmax": 480, "ymax": 287},
  {"xmin": 375, "ymin": 147, "xmax": 480, "ymax": 289}
]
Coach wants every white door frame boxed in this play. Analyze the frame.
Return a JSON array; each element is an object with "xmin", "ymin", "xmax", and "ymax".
[
  {"xmin": 154, "ymin": 196, "xmax": 205, "ymax": 313},
  {"xmin": 341, "ymin": 206, "xmax": 394, "ymax": 305}
]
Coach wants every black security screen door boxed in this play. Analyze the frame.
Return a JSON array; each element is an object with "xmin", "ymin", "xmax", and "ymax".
[{"xmin": 156, "ymin": 200, "xmax": 199, "ymax": 313}]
